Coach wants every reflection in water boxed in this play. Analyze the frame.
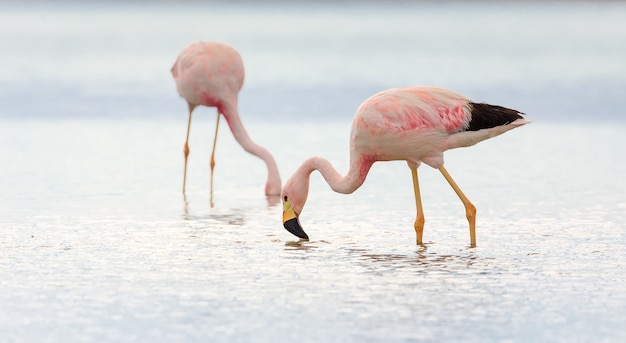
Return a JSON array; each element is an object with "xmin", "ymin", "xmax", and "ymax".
[
  {"xmin": 347, "ymin": 244, "xmax": 492, "ymax": 274},
  {"xmin": 266, "ymin": 194, "xmax": 281, "ymax": 207},
  {"xmin": 182, "ymin": 211, "xmax": 246, "ymax": 226},
  {"xmin": 284, "ymin": 239, "xmax": 332, "ymax": 252},
  {"xmin": 182, "ymin": 193, "xmax": 245, "ymax": 226},
  {"xmin": 184, "ymin": 193, "xmax": 281, "ymax": 218},
  {"xmin": 181, "ymin": 195, "xmax": 246, "ymax": 226},
  {"xmin": 284, "ymin": 240, "xmax": 317, "ymax": 252},
  {"xmin": 2, "ymin": 2, "xmax": 625, "ymax": 341}
]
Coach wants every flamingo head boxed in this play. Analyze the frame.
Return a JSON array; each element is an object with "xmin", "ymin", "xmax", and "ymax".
[{"xmin": 281, "ymin": 175, "xmax": 310, "ymax": 240}]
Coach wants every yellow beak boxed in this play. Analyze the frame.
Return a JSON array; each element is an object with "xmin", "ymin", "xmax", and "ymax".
[
  {"xmin": 282, "ymin": 199, "xmax": 309, "ymax": 240},
  {"xmin": 282, "ymin": 199, "xmax": 297, "ymax": 223}
]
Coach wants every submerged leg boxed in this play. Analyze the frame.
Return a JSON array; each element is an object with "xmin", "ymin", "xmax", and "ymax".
[
  {"xmin": 438, "ymin": 166, "xmax": 477, "ymax": 247},
  {"xmin": 182, "ymin": 103, "xmax": 195, "ymax": 194},
  {"xmin": 209, "ymin": 111, "xmax": 221, "ymax": 206},
  {"xmin": 410, "ymin": 164, "xmax": 425, "ymax": 245}
]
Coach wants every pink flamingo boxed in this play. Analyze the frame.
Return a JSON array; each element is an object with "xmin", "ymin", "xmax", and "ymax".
[
  {"xmin": 171, "ymin": 41, "xmax": 281, "ymax": 198},
  {"xmin": 281, "ymin": 86, "xmax": 529, "ymax": 246}
]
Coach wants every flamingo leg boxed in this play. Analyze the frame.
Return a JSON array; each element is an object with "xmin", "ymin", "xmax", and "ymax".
[
  {"xmin": 209, "ymin": 110, "xmax": 221, "ymax": 206},
  {"xmin": 438, "ymin": 166, "xmax": 477, "ymax": 247},
  {"xmin": 410, "ymin": 166, "xmax": 425, "ymax": 245},
  {"xmin": 182, "ymin": 103, "xmax": 194, "ymax": 194}
]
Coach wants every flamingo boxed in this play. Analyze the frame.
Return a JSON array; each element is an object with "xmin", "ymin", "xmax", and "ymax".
[
  {"xmin": 281, "ymin": 86, "xmax": 529, "ymax": 246},
  {"xmin": 171, "ymin": 41, "xmax": 281, "ymax": 198}
]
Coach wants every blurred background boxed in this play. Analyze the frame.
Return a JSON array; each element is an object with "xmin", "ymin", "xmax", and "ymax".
[
  {"xmin": 1, "ymin": 0, "xmax": 624, "ymax": 123},
  {"xmin": 1, "ymin": 1, "xmax": 625, "ymax": 342}
]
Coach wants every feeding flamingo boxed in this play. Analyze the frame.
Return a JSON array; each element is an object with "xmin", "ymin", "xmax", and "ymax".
[
  {"xmin": 281, "ymin": 86, "xmax": 529, "ymax": 246},
  {"xmin": 171, "ymin": 41, "xmax": 281, "ymax": 198}
]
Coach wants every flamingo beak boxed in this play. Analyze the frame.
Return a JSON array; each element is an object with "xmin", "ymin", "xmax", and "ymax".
[{"xmin": 282, "ymin": 200, "xmax": 309, "ymax": 240}]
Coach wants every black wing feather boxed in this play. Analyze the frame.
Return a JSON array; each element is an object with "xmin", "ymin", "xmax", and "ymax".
[{"xmin": 467, "ymin": 102, "xmax": 524, "ymax": 131}]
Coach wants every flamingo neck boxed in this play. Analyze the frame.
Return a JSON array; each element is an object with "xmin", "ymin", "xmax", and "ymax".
[
  {"xmin": 300, "ymin": 155, "xmax": 373, "ymax": 195},
  {"xmin": 220, "ymin": 102, "xmax": 282, "ymax": 195}
]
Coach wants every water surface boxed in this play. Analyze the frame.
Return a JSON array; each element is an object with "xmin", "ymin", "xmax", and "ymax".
[{"xmin": 1, "ymin": 1, "xmax": 625, "ymax": 342}]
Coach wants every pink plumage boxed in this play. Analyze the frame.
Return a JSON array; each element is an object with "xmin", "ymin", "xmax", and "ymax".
[
  {"xmin": 172, "ymin": 41, "xmax": 281, "ymax": 198},
  {"xmin": 172, "ymin": 41, "xmax": 244, "ymax": 111},
  {"xmin": 357, "ymin": 87, "xmax": 471, "ymax": 133},
  {"xmin": 282, "ymin": 86, "xmax": 529, "ymax": 246}
]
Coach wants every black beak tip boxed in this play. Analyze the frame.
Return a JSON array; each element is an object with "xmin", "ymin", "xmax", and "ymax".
[{"xmin": 283, "ymin": 218, "xmax": 309, "ymax": 240}]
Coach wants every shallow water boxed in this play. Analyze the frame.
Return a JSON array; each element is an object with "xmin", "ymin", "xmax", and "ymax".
[
  {"xmin": 2, "ymin": 119, "xmax": 625, "ymax": 342},
  {"xmin": 1, "ymin": 1, "xmax": 626, "ymax": 342}
]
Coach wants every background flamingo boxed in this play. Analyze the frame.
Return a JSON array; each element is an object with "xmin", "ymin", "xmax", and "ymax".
[
  {"xmin": 281, "ymin": 86, "xmax": 529, "ymax": 246},
  {"xmin": 171, "ymin": 41, "xmax": 281, "ymax": 198}
]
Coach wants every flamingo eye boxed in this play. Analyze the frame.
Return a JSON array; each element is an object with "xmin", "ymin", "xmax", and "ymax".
[{"xmin": 283, "ymin": 196, "xmax": 288, "ymax": 201}]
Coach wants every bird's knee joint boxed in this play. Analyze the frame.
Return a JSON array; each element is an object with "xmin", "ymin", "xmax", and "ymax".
[
  {"xmin": 183, "ymin": 144, "xmax": 190, "ymax": 157},
  {"xmin": 414, "ymin": 215, "xmax": 425, "ymax": 231},
  {"xmin": 465, "ymin": 204, "xmax": 476, "ymax": 218},
  {"xmin": 414, "ymin": 216, "xmax": 425, "ymax": 227}
]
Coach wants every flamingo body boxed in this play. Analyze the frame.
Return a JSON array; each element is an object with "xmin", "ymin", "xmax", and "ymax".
[
  {"xmin": 172, "ymin": 41, "xmax": 244, "ymax": 110},
  {"xmin": 281, "ymin": 86, "xmax": 528, "ymax": 245},
  {"xmin": 172, "ymin": 41, "xmax": 281, "ymax": 197},
  {"xmin": 351, "ymin": 87, "xmax": 523, "ymax": 167}
]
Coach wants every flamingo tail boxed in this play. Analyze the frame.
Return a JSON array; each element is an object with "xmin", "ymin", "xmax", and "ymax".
[{"xmin": 466, "ymin": 103, "xmax": 524, "ymax": 131}]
